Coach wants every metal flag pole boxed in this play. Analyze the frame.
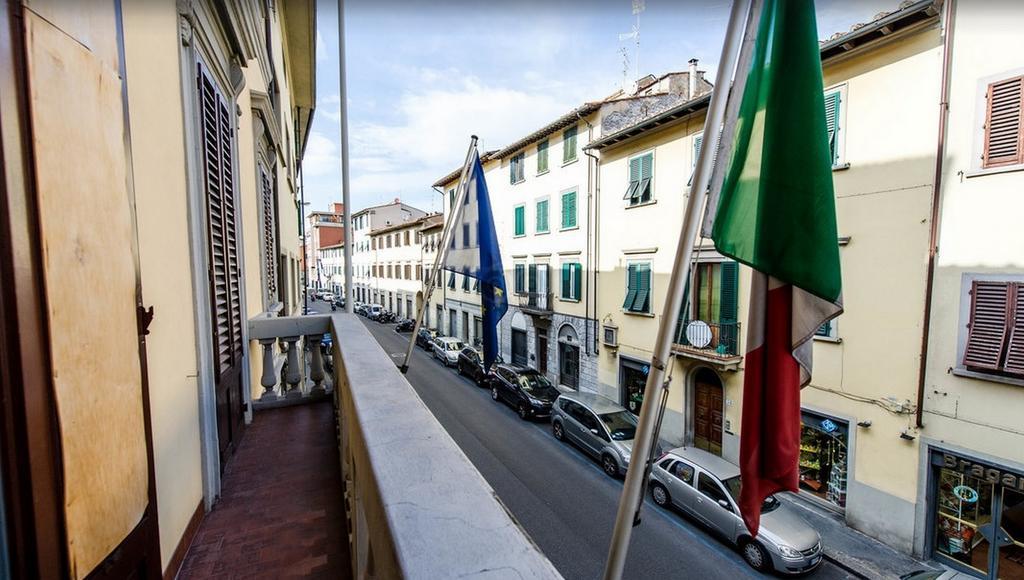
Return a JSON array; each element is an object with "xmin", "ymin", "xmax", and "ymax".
[
  {"xmin": 400, "ymin": 136, "xmax": 479, "ymax": 374},
  {"xmin": 601, "ymin": 1, "xmax": 753, "ymax": 578},
  {"xmin": 338, "ymin": 0, "xmax": 354, "ymax": 314}
]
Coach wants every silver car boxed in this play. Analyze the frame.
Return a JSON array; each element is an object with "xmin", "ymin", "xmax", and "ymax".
[
  {"xmin": 649, "ymin": 447, "xmax": 823, "ymax": 574},
  {"xmin": 551, "ymin": 392, "xmax": 640, "ymax": 478},
  {"xmin": 431, "ymin": 337, "xmax": 464, "ymax": 367}
]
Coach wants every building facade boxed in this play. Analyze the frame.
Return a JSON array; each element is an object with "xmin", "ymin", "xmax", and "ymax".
[
  {"xmin": 305, "ymin": 202, "xmax": 345, "ymax": 292},
  {"xmin": 319, "ymin": 242, "xmax": 346, "ymax": 297},
  {"xmin": 350, "ymin": 200, "xmax": 427, "ymax": 305},
  {"xmin": 369, "ymin": 216, "xmax": 434, "ymax": 319}
]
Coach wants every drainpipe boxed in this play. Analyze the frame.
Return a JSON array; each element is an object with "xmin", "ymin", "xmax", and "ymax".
[
  {"xmin": 579, "ymin": 111, "xmax": 598, "ymax": 356},
  {"xmin": 432, "ymin": 185, "xmax": 447, "ymax": 327},
  {"xmin": 916, "ymin": 0, "xmax": 955, "ymax": 429}
]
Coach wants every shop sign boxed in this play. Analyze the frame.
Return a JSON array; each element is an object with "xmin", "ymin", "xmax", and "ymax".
[{"xmin": 943, "ymin": 453, "xmax": 1024, "ymax": 491}]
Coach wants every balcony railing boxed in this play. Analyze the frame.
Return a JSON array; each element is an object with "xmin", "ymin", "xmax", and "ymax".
[
  {"xmin": 519, "ymin": 290, "xmax": 553, "ymax": 314},
  {"xmin": 246, "ymin": 312, "xmax": 561, "ymax": 578},
  {"xmin": 673, "ymin": 318, "xmax": 742, "ymax": 368}
]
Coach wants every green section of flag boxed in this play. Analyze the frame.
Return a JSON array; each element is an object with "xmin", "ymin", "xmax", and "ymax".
[{"xmin": 710, "ymin": 0, "xmax": 841, "ymax": 302}]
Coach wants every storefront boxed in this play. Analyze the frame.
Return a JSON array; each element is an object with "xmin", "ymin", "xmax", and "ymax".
[
  {"xmin": 619, "ymin": 357, "xmax": 649, "ymax": 415},
  {"xmin": 929, "ymin": 449, "xmax": 1024, "ymax": 579},
  {"xmin": 799, "ymin": 410, "xmax": 849, "ymax": 510}
]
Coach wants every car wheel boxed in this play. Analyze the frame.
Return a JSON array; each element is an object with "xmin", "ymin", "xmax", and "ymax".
[
  {"xmin": 601, "ymin": 455, "xmax": 619, "ymax": 478},
  {"xmin": 650, "ymin": 482, "xmax": 670, "ymax": 507},
  {"xmin": 552, "ymin": 421, "xmax": 564, "ymax": 441},
  {"xmin": 457, "ymin": 364, "xmax": 465, "ymax": 376},
  {"xmin": 517, "ymin": 404, "xmax": 529, "ymax": 420},
  {"xmin": 740, "ymin": 539, "xmax": 771, "ymax": 572},
  {"xmin": 491, "ymin": 387, "xmax": 499, "ymax": 401}
]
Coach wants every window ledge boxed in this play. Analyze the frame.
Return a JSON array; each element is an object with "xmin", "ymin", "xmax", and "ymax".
[
  {"xmin": 535, "ymin": 230, "xmax": 550, "ymax": 236},
  {"xmin": 512, "ymin": 179, "xmax": 525, "ymax": 185},
  {"xmin": 813, "ymin": 335, "xmax": 842, "ymax": 344},
  {"xmin": 626, "ymin": 199, "xmax": 658, "ymax": 210},
  {"xmin": 622, "ymin": 310, "xmax": 654, "ymax": 318},
  {"xmin": 832, "ymin": 162, "xmax": 850, "ymax": 172},
  {"xmin": 513, "ymin": 234, "xmax": 526, "ymax": 239},
  {"xmin": 559, "ymin": 297, "xmax": 581, "ymax": 303},
  {"xmin": 951, "ymin": 367, "xmax": 1024, "ymax": 387},
  {"xmin": 560, "ymin": 226, "xmax": 580, "ymax": 232},
  {"xmin": 965, "ymin": 164, "xmax": 1024, "ymax": 179},
  {"xmin": 562, "ymin": 157, "xmax": 579, "ymax": 167},
  {"xmin": 536, "ymin": 169, "xmax": 550, "ymax": 177}
]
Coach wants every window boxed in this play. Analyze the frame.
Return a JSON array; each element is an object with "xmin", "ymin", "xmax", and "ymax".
[
  {"xmin": 815, "ymin": 319, "xmax": 839, "ymax": 340},
  {"xmin": 462, "ymin": 223, "xmax": 470, "ymax": 246},
  {"xmin": 561, "ymin": 262, "xmax": 582, "ymax": 301},
  {"xmin": 982, "ymin": 75, "xmax": 1024, "ymax": 168},
  {"xmin": 623, "ymin": 262, "xmax": 651, "ymax": 314},
  {"xmin": 625, "ymin": 152, "xmax": 653, "ymax": 205},
  {"xmin": 462, "ymin": 274, "xmax": 471, "ymax": 291},
  {"xmin": 824, "ymin": 87, "xmax": 845, "ymax": 167},
  {"xmin": 962, "ymin": 281, "xmax": 1024, "ymax": 377},
  {"xmin": 561, "ymin": 190, "xmax": 577, "ymax": 229},
  {"xmin": 449, "ymin": 188, "xmax": 456, "ymax": 209},
  {"xmin": 510, "ymin": 152, "xmax": 525, "ymax": 184},
  {"xmin": 536, "ymin": 199, "xmax": 549, "ymax": 233},
  {"xmin": 697, "ymin": 473, "xmax": 730, "ymax": 508},
  {"xmin": 669, "ymin": 461, "xmax": 695, "ymax": 485},
  {"xmin": 537, "ymin": 139, "xmax": 549, "ymax": 174},
  {"xmin": 371, "ymin": 238, "xmax": 376, "ymax": 250},
  {"xmin": 563, "ymin": 125, "xmax": 578, "ymax": 163},
  {"xmin": 474, "ymin": 278, "xmax": 480, "ymax": 293},
  {"xmin": 514, "ymin": 205, "xmax": 526, "ymax": 236},
  {"xmin": 447, "ymin": 272, "xmax": 456, "ymax": 289},
  {"xmin": 416, "ymin": 264, "xmax": 422, "ymax": 280},
  {"xmin": 404, "ymin": 231, "xmax": 410, "ymax": 245},
  {"xmin": 404, "ymin": 265, "xmax": 411, "ymax": 279},
  {"xmin": 514, "ymin": 263, "xmax": 526, "ymax": 295}
]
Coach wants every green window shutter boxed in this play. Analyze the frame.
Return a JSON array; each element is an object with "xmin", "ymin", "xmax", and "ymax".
[
  {"xmin": 561, "ymin": 263, "xmax": 571, "ymax": 299},
  {"xmin": 528, "ymin": 264, "xmax": 537, "ymax": 293},
  {"xmin": 632, "ymin": 263, "xmax": 651, "ymax": 312},
  {"xmin": 538, "ymin": 140, "xmax": 549, "ymax": 173},
  {"xmin": 514, "ymin": 264, "xmax": 525, "ymax": 294},
  {"xmin": 449, "ymin": 188, "xmax": 455, "ymax": 209},
  {"xmin": 719, "ymin": 261, "xmax": 739, "ymax": 354},
  {"xmin": 693, "ymin": 135, "xmax": 703, "ymax": 168},
  {"xmin": 622, "ymin": 264, "xmax": 638, "ymax": 309},
  {"xmin": 639, "ymin": 153, "xmax": 653, "ymax": 202},
  {"xmin": 624, "ymin": 157, "xmax": 642, "ymax": 201},
  {"xmin": 572, "ymin": 263, "xmax": 582, "ymax": 300},
  {"xmin": 563, "ymin": 126, "xmax": 577, "ymax": 163},
  {"xmin": 561, "ymin": 191, "xmax": 577, "ymax": 229},
  {"xmin": 536, "ymin": 199, "xmax": 548, "ymax": 232},
  {"xmin": 514, "ymin": 206, "xmax": 525, "ymax": 236},
  {"xmin": 824, "ymin": 91, "xmax": 840, "ymax": 165}
]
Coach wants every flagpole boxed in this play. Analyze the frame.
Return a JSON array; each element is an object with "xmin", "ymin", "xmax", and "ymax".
[
  {"xmin": 400, "ymin": 136, "xmax": 479, "ymax": 374},
  {"xmin": 601, "ymin": 1, "xmax": 752, "ymax": 578},
  {"xmin": 338, "ymin": 0, "xmax": 355, "ymax": 314}
]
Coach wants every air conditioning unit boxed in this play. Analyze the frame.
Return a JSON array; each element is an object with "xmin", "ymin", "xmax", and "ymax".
[{"xmin": 602, "ymin": 324, "xmax": 618, "ymax": 348}]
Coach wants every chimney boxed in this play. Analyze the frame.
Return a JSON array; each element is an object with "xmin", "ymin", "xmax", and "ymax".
[{"xmin": 688, "ymin": 58, "xmax": 698, "ymax": 98}]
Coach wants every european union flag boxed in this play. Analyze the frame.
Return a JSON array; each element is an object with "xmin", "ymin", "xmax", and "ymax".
[{"xmin": 442, "ymin": 151, "xmax": 507, "ymax": 370}]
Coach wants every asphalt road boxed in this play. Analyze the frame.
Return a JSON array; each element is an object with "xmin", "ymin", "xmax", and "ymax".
[{"xmin": 308, "ymin": 301, "xmax": 857, "ymax": 580}]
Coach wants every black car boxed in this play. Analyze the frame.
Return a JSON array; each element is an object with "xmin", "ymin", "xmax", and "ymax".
[
  {"xmin": 488, "ymin": 365, "xmax": 560, "ymax": 420},
  {"xmin": 415, "ymin": 328, "xmax": 437, "ymax": 349},
  {"xmin": 456, "ymin": 346, "xmax": 489, "ymax": 385},
  {"xmin": 395, "ymin": 319, "xmax": 415, "ymax": 333}
]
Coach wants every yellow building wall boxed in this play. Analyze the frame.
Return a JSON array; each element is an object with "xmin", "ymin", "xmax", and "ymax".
[{"xmin": 122, "ymin": 2, "xmax": 205, "ymax": 572}]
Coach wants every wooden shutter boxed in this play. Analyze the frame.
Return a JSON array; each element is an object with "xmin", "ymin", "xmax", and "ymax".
[
  {"xmin": 199, "ymin": 66, "xmax": 242, "ymax": 374},
  {"xmin": 514, "ymin": 206, "xmax": 524, "ymax": 236},
  {"xmin": 528, "ymin": 264, "xmax": 537, "ymax": 294},
  {"xmin": 260, "ymin": 166, "xmax": 278, "ymax": 303},
  {"xmin": 639, "ymin": 153, "xmax": 653, "ymax": 202},
  {"xmin": 572, "ymin": 263, "xmax": 582, "ymax": 301},
  {"xmin": 624, "ymin": 156, "xmax": 642, "ymax": 200},
  {"xmin": 824, "ymin": 90, "xmax": 841, "ymax": 165},
  {"xmin": 632, "ymin": 264, "xmax": 651, "ymax": 312},
  {"xmin": 622, "ymin": 264, "xmax": 638, "ymax": 309},
  {"xmin": 538, "ymin": 140, "xmax": 548, "ymax": 173},
  {"xmin": 1002, "ymin": 283, "xmax": 1024, "ymax": 375},
  {"xmin": 536, "ymin": 199, "xmax": 548, "ymax": 232},
  {"xmin": 560, "ymin": 264, "xmax": 570, "ymax": 298},
  {"xmin": 562, "ymin": 191, "xmax": 577, "ymax": 229},
  {"xmin": 983, "ymin": 76, "xmax": 1024, "ymax": 168},
  {"xmin": 719, "ymin": 261, "xmax": 739, "ymax": 353},
  {"xmin": 963, "ymin": 281, "xmax": 1010, "ymax": 370},
  {"xmin": 514, "ymin": 264, "xmax": 525, "ymax": 294},
  {"xmin": 563, "ymin": 126, "xmax": 577, "ymax": 162}
]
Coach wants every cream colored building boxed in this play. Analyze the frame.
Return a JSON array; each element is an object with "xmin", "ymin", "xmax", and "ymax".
[
  {"xmin": 587, "ymin": 0, "xmax": 954, "ymax": 559},
  {"xmin": 369, "ymin": 216, "xmax": 434, "ymax": 319},
  {"xmin": 319, "ymin": 242, "xmax": 346, "ymax": 296},
  {"xmin": 350, "ymin": 200, "xmax": 426, "ymax": 306}
]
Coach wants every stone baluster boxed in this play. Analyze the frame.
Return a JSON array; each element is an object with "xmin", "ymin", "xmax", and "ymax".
[
  {"xmin": 283, "ymin": 336, "xmax": 302, "ymax": 398},
  {"xmin": 308, "ymin": 334, "xmax": 325, "ymax": 396},
  {"xmin": 259, "ymin": 338, "xmax": 279, "ymax": 401}
]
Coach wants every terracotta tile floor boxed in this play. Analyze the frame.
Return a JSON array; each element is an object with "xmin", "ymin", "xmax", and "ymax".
[{"xmin": 178, "ymin": 400, "xmax": 351, "ymax": 579}]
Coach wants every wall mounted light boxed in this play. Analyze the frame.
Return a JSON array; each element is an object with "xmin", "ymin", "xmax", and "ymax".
[
  {"xmin": 857, "ymin": 420, "xmax": 872, "ymax": 428},
  {"xmin": 899, "ymin": 430, "xmax": 916, "ymax": 441}
]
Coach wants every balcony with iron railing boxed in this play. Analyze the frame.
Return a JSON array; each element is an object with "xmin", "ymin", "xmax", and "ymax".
[
  {"xmin": 672, "ymin": 318, "xmax": 743, "ymax": 370},
  {"xmin": 519, "ymin": 290, "xmax": 554, "ymax": 315},
  {"xmin": 178, "ymin": 312, "xmax": 561, "ymax": 579}
]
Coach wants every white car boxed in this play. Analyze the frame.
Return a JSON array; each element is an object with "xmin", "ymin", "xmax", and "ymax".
[
  {"xmin": 431, "ymin": 337, "xmax": 464, "ymax": 366},
  {"xmin": 321, "ymin": 292, "xmax": 335, "ymax": 302}
]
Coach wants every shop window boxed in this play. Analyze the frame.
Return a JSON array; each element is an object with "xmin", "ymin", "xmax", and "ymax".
[{"xmin": 799, "ymin": 411, "xmax": 849, "ymax": 509}]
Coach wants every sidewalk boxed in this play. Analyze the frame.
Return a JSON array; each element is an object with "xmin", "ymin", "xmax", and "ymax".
[{"xmin": 779, "ymin": 493, "xmax": 945, "ymax": 580}]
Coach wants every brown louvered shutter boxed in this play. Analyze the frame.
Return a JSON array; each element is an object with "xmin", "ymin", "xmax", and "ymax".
[
  {"xmin": 983, "ymin": 76, "xmax": 1024, "ymax": 168},
  {"xmin": 260, "ymin": 166, "xmax": 278, "ymax": 303},
  {"xmin": 963, "ymin": 281, "xmax": 1010, "ymax": 371},
  {"xmin": 1004, "ymin": 283, "xmax": 1024, "ymax": 376},
  {"xmin": 199, "ymin": 66, "xmax": 243, "ymax": 375}
]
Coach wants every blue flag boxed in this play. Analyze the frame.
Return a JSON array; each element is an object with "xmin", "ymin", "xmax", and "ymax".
[{"xmin": 442, "ymin": 151, "xmax": 508, "ymax": 370}]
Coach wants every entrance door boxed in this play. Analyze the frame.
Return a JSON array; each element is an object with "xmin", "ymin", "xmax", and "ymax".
[
  {"xmin": 693, "ymin": 369, "xmax": 724, "ymax": 456},
  {"xmin": 537, "ymin": 328, "xmax": 548, "ymax": 375},
  {"xmin": 511, "ymin": 329, "xmax": 528, "ymax": 366},
  {"xmin": 559, "ymin": 342, "xmax": 579, "ymax": 390},
  {"xmin": 449, "ymin": 309, "xmax": 458, "ymax": 337}
]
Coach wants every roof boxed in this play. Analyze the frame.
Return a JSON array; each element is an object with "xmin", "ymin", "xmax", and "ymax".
[
  {"xmin": 351, "ymin": 199, "xmax": 421, "ymax": 218},
  {"xmin": 369, "ymin": 214, "xmax": 431, "ymax": 236},
  {"xmin": 585, "ymin": 93, "xmax": 712, "ymax": 151},
  {"xmin": 557, "ymin": 392, "xmax": 625, "ymax": 415},
  {"xmin": 319, "ymin": 243, "xmax": 344, "ymax": 250},
  {"xmin": 490, "ymin": 102, "xmax": 602, "ymax": 160},
  {"xmin": 819, "ymin": 0, "xmax": 940, "ymax": 61},
  {"xmin": 419, "ymin": 214, "xmax": 444, "ymax": 231},
  {"xmin": 431, "ymin": 150, "xmax": 500, "ymax": 188},
  {"xmin": 669, "ymin": 447, "xmax": 741, "ymax": 480}
]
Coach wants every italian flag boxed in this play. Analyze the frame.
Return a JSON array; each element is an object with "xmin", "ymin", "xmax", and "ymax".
[{"xmin": 708, "ymin": 0, "xmax": 843, "ymax": 536}]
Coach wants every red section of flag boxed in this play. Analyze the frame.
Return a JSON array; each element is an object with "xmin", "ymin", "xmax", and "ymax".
[{"xmin": 738, "ymin": 282, "xmax": 802, "ymax": 536}]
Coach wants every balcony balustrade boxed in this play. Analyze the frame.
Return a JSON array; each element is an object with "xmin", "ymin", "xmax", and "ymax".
[
  {"xmin": 519, "ymin": 290, "xmax": 554, "ymax": 315},
  {"xmin": 672, "ymin": 318, "xmax": 743, "ymax": 370}
]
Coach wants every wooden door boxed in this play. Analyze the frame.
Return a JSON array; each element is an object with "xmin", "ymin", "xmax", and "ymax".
[
  {"xmin": 694, "ymin": 376, "xmax": 724, "ymax": 456},
  {"xmin": 537, "ymin": 330, "xmax": 548, "ymax": 375},
  {"xmin": 197, "ymin": 63, "xmax": 246, "ymax": 471},
  {"xmin": 511, "ymin": 329, "xmax": 528, "ymax": 366}
]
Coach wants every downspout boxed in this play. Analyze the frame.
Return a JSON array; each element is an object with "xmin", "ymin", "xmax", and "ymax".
[
  {"xmin": 578, "ymin": 110, "xmax": 597, "ymax": 355},
  {"xmin": 916, "ymin": 0, "xmax": 955, "ymax": 429},
  {"xmin": 432, "ymin": 185, "xmax": 447, "ymax": 323}
]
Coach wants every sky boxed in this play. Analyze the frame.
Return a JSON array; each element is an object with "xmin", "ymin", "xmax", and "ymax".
[{"xmin": 303, "ymin": 0, "xmax": 896, "ymax": 217}]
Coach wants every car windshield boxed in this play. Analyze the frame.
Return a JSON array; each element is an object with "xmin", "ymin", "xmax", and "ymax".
[
  {"xmin": 447, "ymin": 341, "xmax": 464, "ymax": 351},
  {"xmin": 517, "ymin": 373, "xmax": 557, "ymax": 396},
  {"xmin": 721, "ymin": 476, "xmax": 780, "ymax": 513},
  {"xmin": 599, "ymin": 411, "xmax": 638, "ymax": 441}
]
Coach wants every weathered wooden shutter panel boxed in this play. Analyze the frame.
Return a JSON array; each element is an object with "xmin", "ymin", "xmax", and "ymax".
[
  {"xmin": 963, "ymin": 280, "xmax": 1010, "ymax": 370},
  {"xmin": 572, "ymin": 263, "xmax": 582, "ymax": 301},
  {"xmin": 622, "ymin": 264, "xmax": 638, "ymax": 309},
  {"xmin": 260, "ymin": 167, "xmax": 277, "ymax": 303},
  {"xmin": 824, "ymin": 90, "xmax": 840, "ymax": 164},
  {"xmin": 1003, "ymin": 283, "xmax": 1024, "ymax": 375},
  {"xmin": 528, "ymin": 264, "xmax": 537, "ymax": 293},
  {"xmin": 984, "ymin": 76, "xmax": 1024, "ymax": 168},
  {"xmin": 719, "ymin": 261, "xmax": 739, "ymax": 323}
]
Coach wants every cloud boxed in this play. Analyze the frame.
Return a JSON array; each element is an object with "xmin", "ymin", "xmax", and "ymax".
[
  {"xmin": 316, "ymin": 29, "xmax": 327, "ymax": 62},
  {"xmin": 302, "ymin": 132, "xmax": 340, "ymax": 178},
  {"xmin": 319, "ymin": 93, "xmax": 342, "ymax": 123}
]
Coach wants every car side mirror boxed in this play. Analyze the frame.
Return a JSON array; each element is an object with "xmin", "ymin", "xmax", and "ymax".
[
  {"xmin": 590, "ymin": 428, "xmax": 600, "ymax": 436},
  {"xmin": 717, "ymin": 499, "xmax": 731, "ymax": 511}
]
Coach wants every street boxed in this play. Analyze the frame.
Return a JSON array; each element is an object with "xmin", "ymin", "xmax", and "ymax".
[{"xmin": 315, "ymin": 302, "xmax": 860, "ymax": 580}]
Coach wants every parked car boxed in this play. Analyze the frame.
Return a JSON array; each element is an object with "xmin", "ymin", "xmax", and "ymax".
[
  {"xmin": 551, "ymin": 392, "xmax": 648, "ymax": 478},
  {"xmin": 648, "ymin": 446, "xmax": 823, "ymax": 574},
  {"xmin": 366, "ymin": 304, "xmax": 383, "ymax": 320},
  {"xmin": 395, "ymin": 319, "xmax": 415, "ymax": 332},
  {"xmin": 431, "ymin": 337, "xmax": 464, "ymax": 366},
  {"xmin": 321, "ymin": 292, "xmax": 335, "ymax": 302},
  {"xmin": 487, "ymin": 364, "xmax": 559, "ymax": 420},
  {"xmin": 456, "ymin": 346, "xmax": 490, "ymax": 385},
  {"xmin": 415, "ymin": 328, "xmax": 437, "ymax": 349}
]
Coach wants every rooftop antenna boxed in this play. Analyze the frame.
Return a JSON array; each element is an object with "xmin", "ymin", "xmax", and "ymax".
[{"xmin": 618, "ymin": 0, "xmax": 644, "ymax": 93}]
